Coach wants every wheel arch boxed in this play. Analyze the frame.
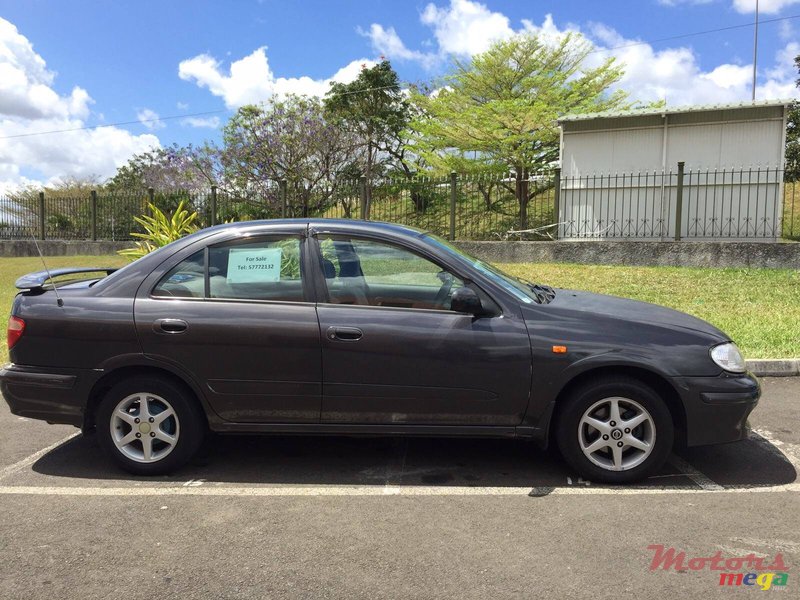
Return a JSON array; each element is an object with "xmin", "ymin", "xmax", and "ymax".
[
  {"xmin": 84, "ymin": 364, "xmax": 211, "ymax": 432},
  {"xmin": 547, "ymin": 365, "xmax": 687, "ymax": 448}
]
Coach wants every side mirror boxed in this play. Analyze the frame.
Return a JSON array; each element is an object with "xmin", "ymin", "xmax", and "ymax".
[{"xmin": 450, "ymin": 287, "xmax": 483, "ymax": 315}]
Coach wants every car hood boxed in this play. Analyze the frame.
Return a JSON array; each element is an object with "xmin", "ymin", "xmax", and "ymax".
[{"xmin": 546, "ymin": 289, "xmax": 728, "ymax": 340}]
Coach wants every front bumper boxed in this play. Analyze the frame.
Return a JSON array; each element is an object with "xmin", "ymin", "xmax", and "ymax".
[
  {"xmin": 672, "ymin": 372, "xmax": 760, "ymax": 446},
  {"xmin": 0, "ymin": 363, "xmax": 96, "ymax": 427}
]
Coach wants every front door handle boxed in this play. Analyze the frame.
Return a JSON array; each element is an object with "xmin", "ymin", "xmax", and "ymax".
[
  {"xmin": 154, "ymin": 318, "xmax": 188, "ymax": 334},
  {"xmin": 326, "ymin": 326, "xmax": 363, "ymax": 342}
]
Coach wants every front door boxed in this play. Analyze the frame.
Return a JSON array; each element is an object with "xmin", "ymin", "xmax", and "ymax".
[
  {"xmin": 313, "ymin": 234, "xmax": 532, "ymax": 426},
  {"xmin": 135, "ymin": 233, "xmax": 321, "ymax": 423}
]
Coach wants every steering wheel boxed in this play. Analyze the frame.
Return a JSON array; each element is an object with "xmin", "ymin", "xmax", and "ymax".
[{"xmin": 433, "ymin": 271, "xmax": 455, "ymax": 308}]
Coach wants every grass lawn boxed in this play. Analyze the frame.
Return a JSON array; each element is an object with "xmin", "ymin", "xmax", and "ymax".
[
  {"xmin": 500, "ymin": 263, "xmax": 800, "ymax": 360},
  {"xmin": 0, "ymin": 255, "xmax": 797, "ymax": 363}
]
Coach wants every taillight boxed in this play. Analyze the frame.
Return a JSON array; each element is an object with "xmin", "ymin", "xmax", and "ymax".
[{"xmin": 7, "ymin": 316, "xmax": 25, "ymax": 350}]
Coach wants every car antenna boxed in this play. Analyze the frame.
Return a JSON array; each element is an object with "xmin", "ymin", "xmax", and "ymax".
[{"xmin": 30, "ymin": 233, "xmax": 63, "ymax": 307}]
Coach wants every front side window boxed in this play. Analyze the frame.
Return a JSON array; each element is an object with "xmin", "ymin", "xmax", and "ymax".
[
  {"xmin": 423, "ymin": 234, "xmax": 538, "ymax": 304},
  {"xmin": 318, "ymin": 235, "xmax": 463, "ymax": 310}
]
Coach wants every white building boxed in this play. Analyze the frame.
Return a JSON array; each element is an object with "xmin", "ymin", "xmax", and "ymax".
[{"xmin": 556, "ymin": 100, "xmax": 790, "ymax": 240}]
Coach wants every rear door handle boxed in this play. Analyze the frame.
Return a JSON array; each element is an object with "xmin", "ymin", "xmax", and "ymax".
[
  {"xmin": 154, "ymin": 318, "xmax": 188, "ymax": 334},
  {"xmin": 326, "ymin": 326, "xmax": 363, "ymax": 342}
]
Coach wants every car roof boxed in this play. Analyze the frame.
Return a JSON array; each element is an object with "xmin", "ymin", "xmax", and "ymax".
[{"xmin": 202, "ymin": 218, "xmax": 429, "ymax": 238}]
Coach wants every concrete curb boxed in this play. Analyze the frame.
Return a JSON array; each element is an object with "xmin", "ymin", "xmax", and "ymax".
[{"xmin": 745, "ymin": 359, "xmax": 800, "ymax": 377}]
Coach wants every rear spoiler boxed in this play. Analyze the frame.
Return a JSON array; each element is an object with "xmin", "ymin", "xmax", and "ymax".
[{"xmin": 15, "ymin": 267, "xmax": 118, "ymax": 291}]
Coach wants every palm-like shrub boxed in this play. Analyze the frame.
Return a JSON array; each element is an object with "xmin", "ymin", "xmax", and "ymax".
[{"xmin": 118, "ymin": 200, "xmax": 199, "ymax": 261}]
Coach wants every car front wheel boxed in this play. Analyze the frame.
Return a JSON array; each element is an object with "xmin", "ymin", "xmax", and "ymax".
[
  {"xmin": 556, "ymin": 376, "xmax": 674, "ymax": 484},
  {"xmin": 97, "ymin": 376, "xmax": 205, "ymax": 475}
]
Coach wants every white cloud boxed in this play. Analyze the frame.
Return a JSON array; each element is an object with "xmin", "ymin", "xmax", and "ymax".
[
  {"xmin": 178, "ymin": 47, "xmax": 375, "ymax": 108},
  {"xmin": 181, "ymin": 116, "xmax": 220, "ymax": 128},
  {"xmin": 358, "ymin": 24, "xmax": 434, "ymax": 67},
  {"xmin": 176, "ymin": 101, "xmax": 189, "ymax": 110},
  {"xmin": 582, "ymin": 21, "xmax": 799, "ymax": 104},
  {"xmin": 420, "ymin": 0, "xmax": 513, "ymax": 55},
  {"xmin": 364, "ymin": 1, "xmax": 799, "ymax": 105},
  {"xmin": 732, "ymin": 0, "xmax": 800, "ymax": 13},
  {"xmin": 659, "ymin": 0, "xmax": 800, "ymax": 12},
  {"xmin": 0, "ymin": 17, "xmax": 160, "ymax": 191},
  {"xmin": 0, "ymin": 19, "xmax": 92, "ymax": 121},
  {"xmin": 364, "ymin": 0, "xmax": 516, "ymax": 65},
  {"xmin": 137, "ymin": 108, "xmax": 165, "ymax": 130},
  {"xmin": 0, "ymin": 118, "xmax": 159, "ymax": 193}
]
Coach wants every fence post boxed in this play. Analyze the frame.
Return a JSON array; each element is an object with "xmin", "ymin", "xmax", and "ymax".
[
  {"xmin": 210, "ymin": 185, "xmax": 218, "ymax": 226},
  {"xmin": 449, "ymin": 172, "xmax": 457, "ymax": 241},
  {"xmin": 552, "ymin": 168, "xmax": 561, "ymax": 240},
  {"xmin": 147, "ymin": 187, "xmax": 155, "ymax": 207},
  {"xmin": 359, "ymin": 176, "xmax": 367, "ymax": 220},
  {"xmin": 90, "ymin": 190, "xmax": 97, "ymax": 241},
  {"xmin": 38, "ymin": 191, "xmax": 45, "ymax": 240},
  {"xmin": 674, "ymin": 161, "xmax": 685, "ymax": 241},
  {"xmin": 279, "ymin": 180, "xmax": 287, "ymax": 218}
]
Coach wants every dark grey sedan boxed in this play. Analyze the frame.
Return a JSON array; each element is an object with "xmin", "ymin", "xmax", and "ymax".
[{"xmin": 1, "ymin": 220, "xmax": 760, "ymax": 483}]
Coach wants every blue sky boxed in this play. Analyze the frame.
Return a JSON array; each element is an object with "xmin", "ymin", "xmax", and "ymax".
[{"xmin": 0, "ymin": 0, "xmax": 798, "ymax": 190}]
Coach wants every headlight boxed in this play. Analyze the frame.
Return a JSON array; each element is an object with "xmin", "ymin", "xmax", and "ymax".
[{"xmin": 710, "ymin": 342, "xmax": 746, "ymax": 373}]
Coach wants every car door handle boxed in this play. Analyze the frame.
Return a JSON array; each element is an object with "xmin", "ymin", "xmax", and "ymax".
[
  {"xmin": 154, "ymin": 318, "xmax": 188, "ymax": 334},
  {"xmin": 326, "ymin": 326, "xmax": 363, "ymax": 342}
]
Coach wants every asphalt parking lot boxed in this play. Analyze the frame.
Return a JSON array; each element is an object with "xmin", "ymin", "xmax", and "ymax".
[{"xmin": 0, "ymin": 377, "xmax": 798, "ymax": 599}]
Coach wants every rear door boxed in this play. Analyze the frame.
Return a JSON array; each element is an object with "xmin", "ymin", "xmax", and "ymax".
[
  {"xmin": 312, "ymin": 233, "xmax": 532, "ymax": 426},
  {"xmin": 134, "ymin": 230, "xmax": 322, "ymax": 423}
]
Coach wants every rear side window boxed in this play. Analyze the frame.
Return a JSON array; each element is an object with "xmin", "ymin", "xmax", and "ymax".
[{"xmin": 208, "ymin": 238, "xmax": 304, "ymax": 302}]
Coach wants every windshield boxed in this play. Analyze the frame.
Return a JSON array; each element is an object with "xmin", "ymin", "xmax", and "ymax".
[{"xmin": 422, "ymin": 234, "xmax": 553, "ymax": 304}]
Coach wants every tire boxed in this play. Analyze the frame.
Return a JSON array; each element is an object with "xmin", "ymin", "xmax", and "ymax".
[
  {"xmin": 96, "ymin": 375, "xmax": 205, "ymax": 475},
  {"xmin": 555, "ymin": 376, "xmax": 674, "ymax": 484}
]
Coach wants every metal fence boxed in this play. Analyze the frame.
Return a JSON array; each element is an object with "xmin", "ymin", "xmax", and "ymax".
[
  {"xmin": 1, "ymin": 167, "xmax": 797, "ymax": 242},
  {"xmin": 559, "ymin": 164, "xmax": 789, "ymax": 240}
]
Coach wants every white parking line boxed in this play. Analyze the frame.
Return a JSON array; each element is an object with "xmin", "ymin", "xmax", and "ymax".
[
  {"xmin": 752, "ymin": 429, "xmax": 800, "ymax": 471},
  {"xmin": 0, "ymin": 429, "xmax": 797, "ymax": 498},
  {"xmin": 0, "ymin": 432, "xmax": 80, "ymax": 483},
  {"xmin": 0, "ymin": 481, "xmax": 797, "ymax": 497},
  {"xmin": 668, "ymin": 455, "xmax": 724, "ymax": 491}
]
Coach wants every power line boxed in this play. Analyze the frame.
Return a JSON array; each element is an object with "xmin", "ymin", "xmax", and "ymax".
[
  {"xmin": 0, "ymin": 83, "xmax": 404, "ymax": 141},
  {"xmin": 590, "ymin": 13, "xmax": 797, "ymax": 54},
  {"xmin": 1, "ymin": 13, "xmax": 797, "ymax": 141},
  {"xmin": 0, "ymin": 109, "xmax": 227, "ymax": 140}
]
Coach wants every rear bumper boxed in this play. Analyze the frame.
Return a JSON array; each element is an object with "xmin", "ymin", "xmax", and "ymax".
[
  {"xmin": 0, "ymin": 363, "xmax": 95, "ymax": 427},
  {"xmin": 672, "ymin": 372, "xmax": 760, "ymax": 446}
]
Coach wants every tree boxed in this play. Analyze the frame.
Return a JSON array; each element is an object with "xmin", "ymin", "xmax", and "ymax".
[
  {"xmin": 222, "ymin": 95, "xmax": 358, "ymax": 216},
  {"xmin": 324, "ymin": 60, "xmax": 411, "ymax": 217},
  {"xmin": 786, "ymin": 54, "xmax": 800, "ymax": 181},
  {"xmin": 106, "ymin": 144, "xmax": 217, "ymax": 192},
  {"xmin": 409, "ymin": 32, "xmax": 635, "ymax": 228}
]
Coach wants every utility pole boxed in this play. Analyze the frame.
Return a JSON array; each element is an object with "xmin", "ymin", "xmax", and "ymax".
[{"xmin": 752, "ymin": 0, "xmax": 759, "ymax": 102}]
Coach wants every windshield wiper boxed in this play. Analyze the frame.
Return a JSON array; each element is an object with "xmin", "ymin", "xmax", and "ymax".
[{"xmin": 524, "ymin": 281, "xmax": 556, "ymax": 304}]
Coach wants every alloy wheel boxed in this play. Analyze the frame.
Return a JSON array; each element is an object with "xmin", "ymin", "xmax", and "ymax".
[
  {"xmin": 110, "ymin": 392, "xmax": 180, "ymax": 463},
  {"xmin": 577, "ymin": 396, "xmax": 656, "ymax": 472}
]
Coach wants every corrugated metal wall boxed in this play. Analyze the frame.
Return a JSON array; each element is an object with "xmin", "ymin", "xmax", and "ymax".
[{"xmin": 559, "ymin": 105, "xmax": 786, "ymax": 240}]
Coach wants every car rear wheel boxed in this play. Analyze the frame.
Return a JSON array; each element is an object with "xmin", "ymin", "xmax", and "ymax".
[
  {"xmin": 97, "ymin": 376, "xmax": 205, "ymax": 475},
  {"xmin": 556, "ymin": 377, "xmax": 674, "ymax": 484}
]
